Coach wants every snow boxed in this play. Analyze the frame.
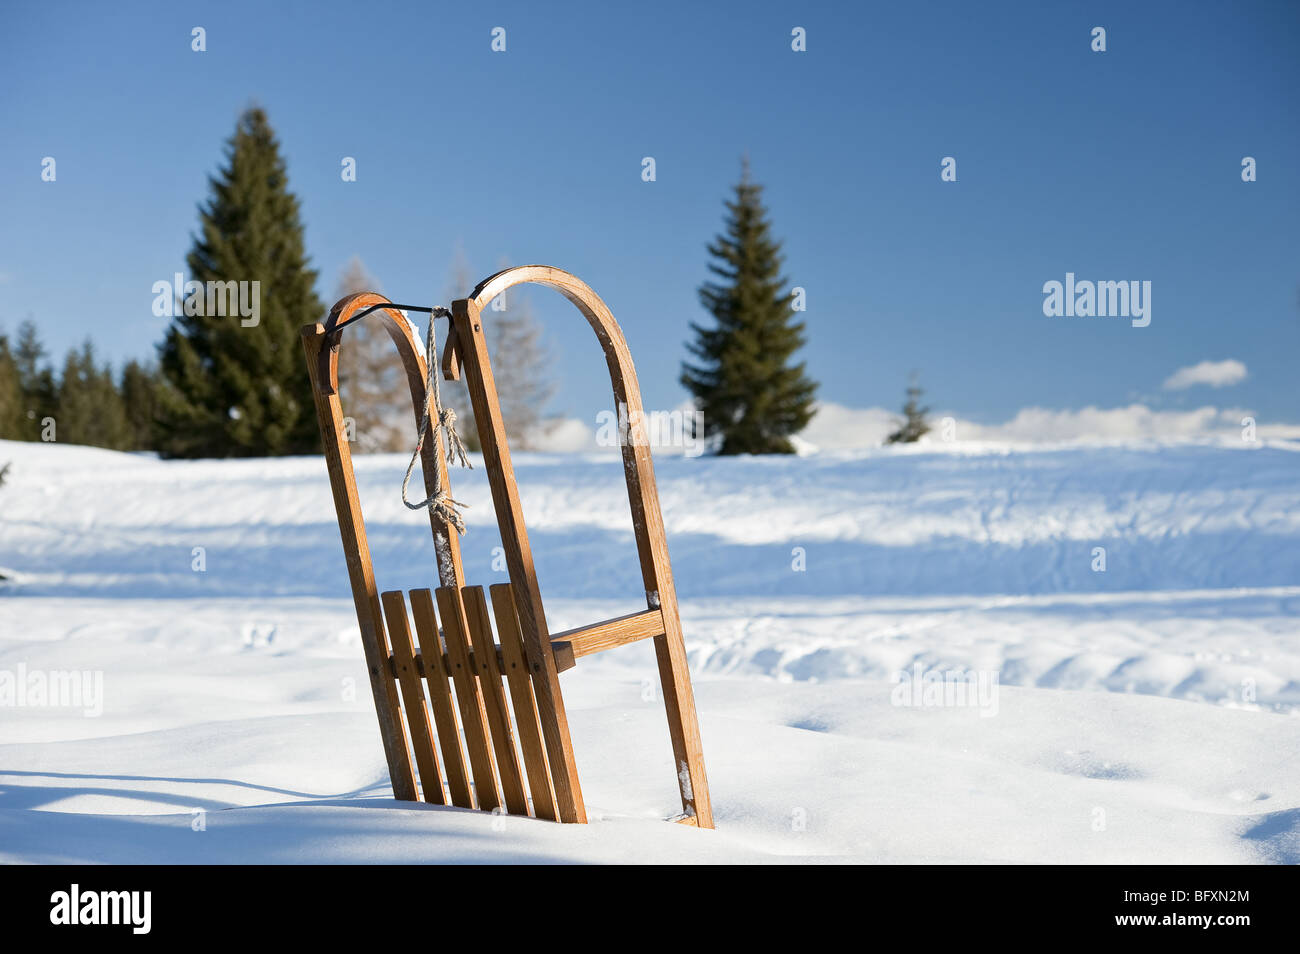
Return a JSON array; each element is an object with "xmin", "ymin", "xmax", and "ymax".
[
  {"xmin": 544, "ymin": 400, "xmax": 1300, "ymax": 452},
  {"xmin": 1, "ymin": 436, "xmax": 1298, "ymax": 863}
]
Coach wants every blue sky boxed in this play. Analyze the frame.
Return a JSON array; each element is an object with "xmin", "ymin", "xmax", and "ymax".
[{"xmin": 1, "ymin": 0, "xmax": 1297, "ymax": 431}]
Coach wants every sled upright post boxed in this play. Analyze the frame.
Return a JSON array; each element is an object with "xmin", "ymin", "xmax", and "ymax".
[{"xmin": 300, "ymin": 265, "xmax": 713, "ymax": 827}]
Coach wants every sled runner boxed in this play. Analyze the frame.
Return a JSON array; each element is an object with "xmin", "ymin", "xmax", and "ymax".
[{"xmin": 300, "ymin": 265, "xmax": 713, "ymax": 826}]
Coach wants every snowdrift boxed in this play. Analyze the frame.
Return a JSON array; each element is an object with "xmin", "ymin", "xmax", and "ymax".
[{"xmin": 1, "ymin": 438, "xmax": 1297, "ymax": 862}]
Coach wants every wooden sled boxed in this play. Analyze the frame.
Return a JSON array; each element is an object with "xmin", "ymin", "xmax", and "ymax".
[{"xmin": 300, "ymin": 265, "xmax": 713, "ymax": 826}]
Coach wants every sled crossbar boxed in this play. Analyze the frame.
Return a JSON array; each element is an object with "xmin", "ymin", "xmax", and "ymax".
[
  {"xmin": 388, "ymin": 608, "xmax": 665, "ymax": 677},
  {"xmin": 549, "ymin": 609, "xmax": 665, "ymax": 672},
  {"xmin": 301, "ymin": 265, "xmax": 713, "ymax": 828}
]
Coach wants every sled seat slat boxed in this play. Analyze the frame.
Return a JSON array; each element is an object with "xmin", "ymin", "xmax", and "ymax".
[
  {"xmin": 489, "ymin": 582, "xmax": 558, "ymax": 821},
  {"xmin": 436, "ymin": 586, "xmax": 502, "ymax": 812},
  {"xmin": 462, "ymin": 586, "xmax": 530, "ymax": 816},
  {"xmin": 410, "ymin": 589, "xmax": 473, "ymax": 809},
  {"xmin": 380, "ymin": 590, "xmax": 446, "ymax": 805}
]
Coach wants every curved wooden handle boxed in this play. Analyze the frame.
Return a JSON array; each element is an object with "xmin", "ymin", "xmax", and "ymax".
[
  {"xmin": 315, "ymin": 292, "xmax": 427, "ymax": 397},
  {"xmin": 450, "ymin": 265, "xmax": 713, "ymax": 827}
]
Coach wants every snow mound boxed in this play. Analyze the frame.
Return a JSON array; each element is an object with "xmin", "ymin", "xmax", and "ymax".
[{"xmin": 2, "ymin": 438, "xmax": 1297, "ymax": 862}]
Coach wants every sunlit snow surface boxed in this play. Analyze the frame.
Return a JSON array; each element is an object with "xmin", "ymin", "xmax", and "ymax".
[{"xmin": 1, "ymin": 438, "xmax": 1297, "ymax": 863}]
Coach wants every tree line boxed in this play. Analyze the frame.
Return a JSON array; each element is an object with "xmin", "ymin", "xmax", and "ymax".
[
  {"xmin": 0, "ymin": 322, "xmax": 158, "ymax": 449},
  {"xmin": 2, "ymin": 106, "xmax": 930, "ymax": 457},
  {"xmin": 0, "ymin": 108, "xmax": 558, "ymax": 457}
]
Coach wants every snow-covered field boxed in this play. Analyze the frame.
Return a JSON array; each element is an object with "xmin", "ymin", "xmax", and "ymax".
[{"xmin": 1, "ymin": 436, "xmax": 1298, "ymax": 863}]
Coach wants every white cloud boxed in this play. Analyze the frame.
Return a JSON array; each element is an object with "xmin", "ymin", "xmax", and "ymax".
[
  {"xmin": 798, "ymin": 403, "xmax": 899, "ymax": 449},
  {"xmin": 954, "ymin": 404, "xmax": 1252, "ymax": 442},
  {"xmin": 1162, "ymin": 359, "xmax": 1247, "ymax": 391},
  {"xmin": 528, "ymin": 398, "xmax": 1300, "ymax": 454},
  {"xmin": 796, "ymin": 401, "xmax": 1300, "ymax": 450},
  {"xmin": 527, "ymin": 400, "xmax": 711, "ymax": 455}
]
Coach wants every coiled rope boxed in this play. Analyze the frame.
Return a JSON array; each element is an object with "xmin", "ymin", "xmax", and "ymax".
[{"xmin": 400, "ymin": 306, "xmax": 471, "ymax": 533}]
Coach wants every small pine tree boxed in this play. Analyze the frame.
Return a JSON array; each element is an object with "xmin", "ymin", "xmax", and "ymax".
[
  {"xmin": 54, "ymin": 345, "xmax": 90, "ymax": 443},
  {"xmin": 0, "ymin": 331, "xmax": 25, "ymax": 439},
  {"xmin": 157, "ymin": 107, "xmax": 325, "ymax": 458},
  {"xmin": 0, "ymin": 458, "xmax": 10, "ymax": 577},
  {"xmin": 119, "ymin": 359, "xmax": 160, "ymax": 451},
  {"xmin": 0, "ymin": 458, "xmax": 9, "ymax": 577},
  {"xmin": 682, "ymin": 160, "xmax": 817, "ymax": 454},
  {"xmin": 56, "ymin": 340, "xmax": 129, "ymax": 448},
  {"xmin": 13, "ymin": 320, "xmax": 57, "ymax": 441},
  {"xmin": 886, "ymin": 374, "xmax": 931, "ymax": 444}
]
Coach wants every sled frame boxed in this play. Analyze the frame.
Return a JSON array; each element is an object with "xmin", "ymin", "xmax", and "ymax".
[{"xmin": 300, "ymin": 265, "xmax": 712, "ymax": 827}]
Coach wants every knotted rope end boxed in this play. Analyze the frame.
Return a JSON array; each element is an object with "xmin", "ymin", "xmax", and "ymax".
[{"xmin": 400, "ymin": 304, "xmax": 473, "ymax": 534}]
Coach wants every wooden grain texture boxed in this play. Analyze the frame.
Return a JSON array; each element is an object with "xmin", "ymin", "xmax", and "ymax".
[
  {"xmin": 380, "ymin": 590, "xmax": 445, "ymax": 805},
  {"xmin": 450, "ymin": 296, "xmax": 587, "ymax": 823},
  {"xmin": 550, "ymin": 609, "xmax": 664, "ymax": 660},
  {"xmin": 316, "ymin": 294, "xmax": 466, "ymax": 591},
  {"xmin": 309, "ymin": 270, "xmax": 713, "ymax": 828},
  {"xmin": 435, "ymin": 586, "xmax": 501, "ymax": 813},
  {"xmin": 462, "ymin": 586, "xmax": 529, "ymax": 817},
  {"xmin": 489, "ymin": 583, "xmax": 557, "ymax": 822},
  {"xmin": 301, "ymin": 324, "xmax": 416, "ymax": 801},
  {"xmin": 409, "ymin": 588, "xmax": 473, "ymax": 809},
  {"xmin": 549, "ymin": 640, "xmax": 576, "ymax": 674},
  {"xmin": 302, "ymin": 295, "xmax": 472, "ymax": 806},
  {"xmin": 462, "ymin": 266, "xmax": 714, "ymax": 828}
]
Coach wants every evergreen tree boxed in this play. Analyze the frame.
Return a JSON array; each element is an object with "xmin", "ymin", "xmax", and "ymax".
[
  {"xmin": 0, "ymin": 331, "xmax": 25, "ymax": 439},
  {"xmin": 681, "ymin": 161, "xmax": 817, "ymax": 454},
  {"xmin": 0, "ymin": 457, "xmax": 9, "ymax": 578},
  {"xmin": 119, "ymin": 359, "xmax": 160, "ymax": 451},
  {"xmin": 157, "ymin": 107, "xmax": 325, "ymax": 457},
  {"xmin": 886, "ymin": 374, "xmax": 931, "ymax": 444},
  {"xmin": 54, "ymin": 345, "xmax": 93, "ymax": 445},
  {"xmin": 56, "ymin": 340, "xmax": 129, "ymax": 448},
  {"xmin": 13, "ymin": 320, "xmax": 57, "ymax": 441}
]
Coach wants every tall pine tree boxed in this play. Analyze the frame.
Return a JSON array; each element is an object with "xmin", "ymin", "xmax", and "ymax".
[
  {"xmin": 682, "ymin": 161, "xmax": 816, "ymax": 454},
  {"xmin": 157, "ymin": 108, "xmax": 324, "ymax": 457}
]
